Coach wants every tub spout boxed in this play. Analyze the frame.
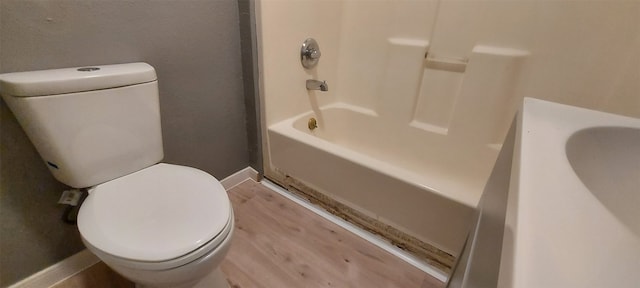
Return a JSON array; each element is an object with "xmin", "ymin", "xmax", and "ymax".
[{"xmin": 306, "ymin": 80, "xmax": 328, "ymax": 92}]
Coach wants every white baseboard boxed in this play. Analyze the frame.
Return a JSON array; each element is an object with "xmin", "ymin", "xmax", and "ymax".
[
  {"xmin": 9, "ymin": 249, "xmax": 99, "ymax": 288},
  {"xmin": 220, "ymin": 166, "xmax": 259, "ymax": 190}
]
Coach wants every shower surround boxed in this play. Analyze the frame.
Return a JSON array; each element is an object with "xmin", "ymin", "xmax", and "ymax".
[{"xmin": 257, "ymin": 0, "xmax": 640, "ymax": 272}]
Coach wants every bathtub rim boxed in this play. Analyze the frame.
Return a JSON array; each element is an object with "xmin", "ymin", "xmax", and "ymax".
[{"xmin": 267, "ymin": 102, "xmax": 485, "ymax": 209}]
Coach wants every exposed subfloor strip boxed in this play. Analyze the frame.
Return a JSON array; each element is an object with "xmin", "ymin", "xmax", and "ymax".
[{"xmin": 262, "ymin": 179, "xmax": 449, "ymax": 282}]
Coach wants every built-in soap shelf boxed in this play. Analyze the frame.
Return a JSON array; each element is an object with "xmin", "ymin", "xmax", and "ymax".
[
  {"xmin": 377, "ymin": 37, "xmax": 529, "ymax": 148},
  {"xmin": 424, "ymin": 53, "xmax": 468, "ymax": 73},
  {"xmin": 415, "ymin": 45, "xmax": 530, "ymax": 147}
]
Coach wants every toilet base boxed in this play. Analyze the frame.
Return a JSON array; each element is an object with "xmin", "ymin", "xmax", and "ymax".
[{"xmin": 135, "ymin": 267, "xmax": 229, "ymax": 288}]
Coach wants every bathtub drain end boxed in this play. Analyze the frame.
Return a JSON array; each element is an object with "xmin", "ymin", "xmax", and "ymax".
[{"xmin": 308, "ymin": 118, "xmax": 318, "ymax": 130}]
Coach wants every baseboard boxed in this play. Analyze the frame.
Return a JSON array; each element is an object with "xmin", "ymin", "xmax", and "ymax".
[
  {"xmin": 220, "ymin": 166, "xmax": 260, "ymax": 190},
  {"xmin": 8, "ymin": 249, "xmax": 99, "ymax": 288}
]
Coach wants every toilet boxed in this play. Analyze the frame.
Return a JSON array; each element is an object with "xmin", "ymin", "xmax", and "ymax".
[{"xmin": 0, "ymin": 63, "xmax": 234, "ymax": 288}]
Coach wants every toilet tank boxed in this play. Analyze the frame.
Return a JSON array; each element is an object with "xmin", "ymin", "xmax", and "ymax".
[{"xmin": 0, "ymin": 63, "xmax": 163, "ymax": 188}]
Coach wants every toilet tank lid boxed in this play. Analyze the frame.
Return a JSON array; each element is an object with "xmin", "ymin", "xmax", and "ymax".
[{"xmin": 0, "ymin": 62, "xmax": 157, "ymax": 97}]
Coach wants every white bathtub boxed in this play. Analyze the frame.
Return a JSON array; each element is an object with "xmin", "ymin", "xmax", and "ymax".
[{"xmin": 267, "ymin": 102, "xmax": 499, "ymax": 255}]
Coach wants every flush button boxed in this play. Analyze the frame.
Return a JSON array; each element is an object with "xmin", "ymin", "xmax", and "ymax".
[{"xmin": 77, "ymin": 67, "xmax": 100, "ymax": 72}]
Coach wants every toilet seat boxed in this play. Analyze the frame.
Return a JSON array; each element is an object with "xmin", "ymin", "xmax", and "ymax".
[
  {"xmin": 78, "ymin": 163, "xmax": 231, "ymax": 269},
  {"xmin": 83, "ymin": 209, "xmax": 233, "ymax": 271}
]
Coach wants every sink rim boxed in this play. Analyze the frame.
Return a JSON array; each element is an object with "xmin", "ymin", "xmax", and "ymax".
[
  {"xmin": 498, "ymin": 98, "xmax": 640, "ymax": 288},
  {"xmin": 565, "ymin": 126, "xmax": 640, "ymax": 237}
]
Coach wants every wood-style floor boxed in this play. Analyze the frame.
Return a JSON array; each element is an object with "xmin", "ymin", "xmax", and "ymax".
[{"xmin": 52, "ymin": 180, "xmax": 444, "ymax": 288}]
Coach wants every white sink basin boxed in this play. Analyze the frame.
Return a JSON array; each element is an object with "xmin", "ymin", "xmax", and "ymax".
[
  {"xmin": 498, "ymin": 98, "xmax": 640, "ymax": 288},
  {"xmin": 566, "ymin": 127, "xmax": 640, "ymax": 236}
]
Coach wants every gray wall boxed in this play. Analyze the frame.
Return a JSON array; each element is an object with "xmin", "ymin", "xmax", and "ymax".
[
  {"xmin": 0, "ymin": 0, "xmax": 250, "ymax": 286},
  {"xmin": 238, "ymin": 0, "xmax": 262, "ymax": 173}
]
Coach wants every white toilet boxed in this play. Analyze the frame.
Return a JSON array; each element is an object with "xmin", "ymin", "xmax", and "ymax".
[{"xmin": 0, "ymin": 63, "xmax": 234, "ymax": 288}]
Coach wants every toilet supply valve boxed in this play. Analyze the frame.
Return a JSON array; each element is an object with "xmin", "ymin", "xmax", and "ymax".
[
  {"xmin": 58, "ymin": 189, "xmax": 83, "ymax": 206},
  {"xmin": 59, "ymin": 188, "xmax": 89, "ymax": 225}
]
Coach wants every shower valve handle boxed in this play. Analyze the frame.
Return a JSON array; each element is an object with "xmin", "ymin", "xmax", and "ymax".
[
  {"xmin": 304, "ymin": 48, "xmax": 321, "ymax": 59},
  {"xmin": 301, "ymin": 38, "xmax": 321, "ymax": 69}
]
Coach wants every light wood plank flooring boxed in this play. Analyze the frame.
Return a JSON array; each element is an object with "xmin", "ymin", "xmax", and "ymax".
[{"xmin": 52, "ymin": 180, "xmax": 444, "ymax": 288}]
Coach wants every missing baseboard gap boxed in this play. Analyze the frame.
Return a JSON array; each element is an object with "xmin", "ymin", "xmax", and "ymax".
[{"xmin": 265, "ymin": 174, "xmax": 455, "ymax": 273}]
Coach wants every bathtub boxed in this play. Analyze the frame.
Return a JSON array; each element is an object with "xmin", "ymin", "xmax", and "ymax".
[{"xmin": 267, "ymin": 102, "xmax": 499, "ymax": 255}]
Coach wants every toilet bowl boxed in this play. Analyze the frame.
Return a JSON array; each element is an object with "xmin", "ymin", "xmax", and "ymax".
[
  {"xmin": 78, "ymin": 163, "xmax": 233, "ymax": 288},
  {"xmin": 88, "ymin": 217, "xmax": 233, "ymax": 288},
  {"xmin": 0, "ymin": 63, "xmax": 235, "ymax": 287}
]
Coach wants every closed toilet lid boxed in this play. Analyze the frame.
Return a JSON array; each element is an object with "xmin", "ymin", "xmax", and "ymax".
[{"xmin": 78, "ymin": 163, "xmax": 231, "ymax": 262}]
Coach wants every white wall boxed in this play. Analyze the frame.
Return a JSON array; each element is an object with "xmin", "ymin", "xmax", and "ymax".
[
  {"xmin": 261, "ymin": 0, "xmax": 639, "ymax": 135},
  {"xmin": 331, "ymin": 0, "xmax": 639, "ymax": 150},
  {"xmin": 428, "ymin": 0, "xmax": 639, "ymax": 122},
  {"xmin": 335, "ymin": 0, "xmax": 439, "ymax": 111},
  {"xmin": 258, "ymin": 0, "xmax": 341, "ymax": 128}
]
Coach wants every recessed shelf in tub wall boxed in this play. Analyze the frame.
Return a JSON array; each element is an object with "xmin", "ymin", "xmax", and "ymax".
[
  {"xmin": 446, "ymin": 46, "xmax": 530, "ymax": 146},
  {"xmin": 424, "ymin": 53, "xmax": 469, "ymax": 73},
  {"xmin": 412, "ymin": 45, "xmax": 530, "ymax": 147},
  {"xmin": 373, "ymin": 36, "xmax": 530, "ymax": 147},
  {"xmin": 377, "ymin": 38, "xmax": 430, "ymax": 125}
]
